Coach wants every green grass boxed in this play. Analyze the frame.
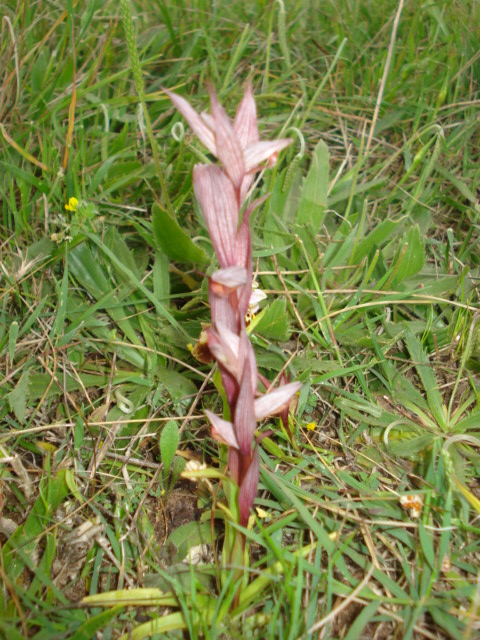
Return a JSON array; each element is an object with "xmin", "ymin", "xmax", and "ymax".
[{"xmin": 1, "ymin": 0, "xmax": 480, "ymax": 638}]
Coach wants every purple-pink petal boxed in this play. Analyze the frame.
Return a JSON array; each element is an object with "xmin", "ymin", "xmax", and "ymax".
[
  {"xmin": 193, "ymin": 165, "xmax": 239, "ymax": 268},
  {"xmin": 164, "ymin": 89, "xmax": 217, "ymax": 156},
  {"xmin": 209, "ymin": 284, "xmax": 238, "ymax": 332},
  {"xmin": 206, "ymin": 410, "xmax": 239, "ymax": 449},
  {"xmin": 254, "ymin": 381, "xmax": 302, "ymax": 420},
  {"xmin": 207, "ymin": 326, "xmax": 239, "ymax": 379},
  {"xmin": 233, "ymin": 80, "xmax": 259, "ymax": 149},
  {"xmin": 209, "ymin": 85, "xmax": 245, "ymax": 191},
  {"xmin": 244, "ymin": 139, "xmax": 293, "ymax": 172},
  {"xmin": 211, "ymin": 265, "xmax": 247, "ymax": 289}
]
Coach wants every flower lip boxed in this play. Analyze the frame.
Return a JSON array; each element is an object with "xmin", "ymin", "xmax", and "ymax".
[{"xmin": 248, "ymin": 285, "xmax": 267, "ymax": 315}]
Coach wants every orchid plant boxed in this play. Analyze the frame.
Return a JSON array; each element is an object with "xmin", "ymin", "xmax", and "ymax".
[{"xmin": 166, "ymin": 82, "xmax": 301, "ymax": 553}]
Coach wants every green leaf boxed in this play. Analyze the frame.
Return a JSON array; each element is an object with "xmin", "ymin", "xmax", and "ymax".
[
  {"xmin": 429, "ymin": 606, "xmax": 465, "ymax": 637},
  {"xmin": 343, "ymin": 602, "xmax": 380, "ymax": 640},
  {"xmin": 82, "ymin": 588, "xmax": 177, "ymax": 607},
  {"xmin": 152, "ymin": 202, "xmax": 209, "ymax": 266},
  {"xmin": 252, "ymin": 298, "xmax": 290, "ymax": 340},
  {"xmin": 296, "ymin": 140, "xmax": 329, "ymax": 229},
  {"xmin": 121, "ymin": 611, "xmax": 187, "ymax": 640},
  {"xmin": 71, "ymin": 606, "xmax": 124, "ymax": 640},
  {"xmin": 153, "ymin": 249, "xmax": 170, "ymax": 302},
  {"xmin": 170, "ymin": 455, "xmax": 186, "ymax": 489},
  {"xmin": 157, "ymin": 367, "xmax": 197, "ymax": 403},
  {"xmin": 167, "ymin": 520, "xmax": 213, "ymax": 562},
  {"xmin": 0, "ymin": 469, "xmax": 71, "ymax": 602},
  {"xmin": 8, "ymin": 320, "xmax": 19, "ymax": 365},
  {"xmin": 418, "ymin": 522, "xmax": 435, "ymax": 570},
  {"xmin": 352, "ymin": 218, "xmax": 401, "ymax": 263},
  {"xmin": 387, "ymin": 434, "xmax": 435, "ymax": 458},
  {"xmin": 393, "ymin": 225, "xmax": 425, "ymax": 284},
  {"xmin": 160, "ymin": 420, "xmax": 179, "ymax": 476},
  {"xmin": 404, "ymin": 326, "xmax": 447, "ymax": 430},
  {"xmin": 7, "ymin": 370, "xmax": 31, "ymax": 423},
  {"xmin": 104, "ymin": 227, "xmax": 142, "ymax": 280},
  {"xmin": 436, "ymin": 165, "xmax": 478, "ymax": 206}
]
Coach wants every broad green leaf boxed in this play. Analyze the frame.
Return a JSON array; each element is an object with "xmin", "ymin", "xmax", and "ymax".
[
  {"xmin": 322, "ymin": 224, "xmax": 357, "ymax": 268},
  {"xmin": 252, "ymin": 298, "xmax": 290, "ymax": 340},
  {"xmin": 69, "ymin": 242, "xmax": 117, "ymax": 298},
  {"xmin": 160, "ymin": 419, "xmax": 179, "ymax": 475},
  {"xmin": 121, "ymin": 611, "xmax": 188, "ymax": 640},
  {"xmin": 352, "ymin": 218, "xmax": 401, "ymax": 263},
  {"xmin": 152, "ymin": 202, "xmax": 209, "ymax": 266},
  {"xmin": 7, "ymin": 370, "xmax": 31, "ymax": 423},
  {"xmin": 393, "ymin": 225, "xmax": 425, "ymax": 284},
  {"xmin": 104, "ymin": 227, "xmax": 142, "ymax": 280},
  {"xmin": 404, "ymin": 326, "xmax": 446, "ymax": 430},
  {"xmin": 167, "ymin": 520, "xmax": 213, "ymax": 562},
  {"xmin": 296, "ymin": 140, "xmax": 329, "ymax": 229},
  {"xmin": 418, "ymin": 522, "xmax": 435, "ymax": 570},
  {"xmin": 157, "ymin": 367, "xmax": 197, "ymax": 403},
  {"xmin": 387, "ymin": 434, "xmax": 435, "ymax": 458},
  {"xmin": 82, "ymin": 588, "xmax": 176, "ymax": 607},
  {"xmin": 153, "ymin": 249, "xmax": 170, "ymax": 302},
  {"xmin": 170, "ymin": 455, "xmax": 186, "ymax": 489}
]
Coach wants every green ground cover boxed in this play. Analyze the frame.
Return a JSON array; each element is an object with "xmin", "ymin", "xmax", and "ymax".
[{"xmin": 1, "ymin": 0, "xmax": 479, "ymax": 637}]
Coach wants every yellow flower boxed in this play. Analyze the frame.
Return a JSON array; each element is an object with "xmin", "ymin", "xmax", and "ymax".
[
  {"xmin": 306, "ymin": 421, "xmax": 316, "ymax": 431},
  {"xmin": 65, "ymin": 197, "xmax": 79, "ymax": 212},
  {"xmin": 255, "ymin": 507, "xmax": 271, "ymax": 519}
]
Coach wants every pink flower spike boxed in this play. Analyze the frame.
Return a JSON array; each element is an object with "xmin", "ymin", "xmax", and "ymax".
[
  {"xmin": 238, "ymin": 447, "xmax": 260, "ymax": 526},
  {"xmin": 209, "ymin": 85, "xmax": 245, "ymax": 190},
  {"xmin": 233, "ymin": 80, "xmax": 259, "ymax": 149},
  {"xmin": 244, "ymin": 139, "xmax": 293, "ymax": 172},
  {"xmin": 254, "ymin": 381, "xmax": 302, "ymax": 420},
  {"xmin": 164, "ymin": 89, "xmax": 217, "ymax": 155},
  {"xmin": 193, "ymin": 165, "xmax": 239, "ymax": 268},
  {"xmin": 206, "ymin": 410, "xmax": 239, "ymax": 449}
]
